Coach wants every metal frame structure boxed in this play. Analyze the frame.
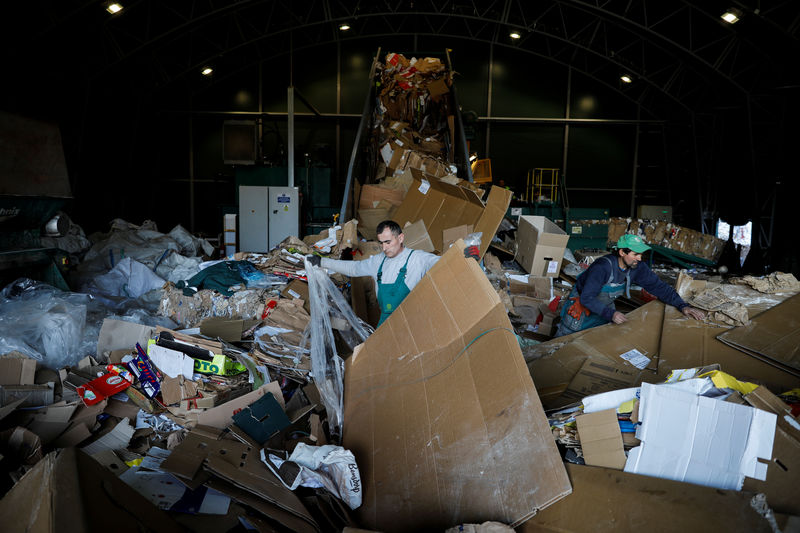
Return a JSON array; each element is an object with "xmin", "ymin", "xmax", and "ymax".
[{"xmin": 4, "ymin": 0, "xmax": 796, "ymax": 241}]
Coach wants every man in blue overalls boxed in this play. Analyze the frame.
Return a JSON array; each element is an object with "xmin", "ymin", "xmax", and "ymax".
[
  {"xmin": 308, "ymin": 220, "xmax": 441, "ymax": 326},
  {"xmin": 554, "ymin": 234, "xmax": 705, "ymax": 337}
]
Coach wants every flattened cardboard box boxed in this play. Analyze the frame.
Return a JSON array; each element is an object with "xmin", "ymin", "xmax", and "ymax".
[
  {"xmin": 519, "ymin": 464, "xmax": 773, "ymax": 533},
  {"xmin": 392, "ymin": 169, "xmax": 512, "ymax": 257},
  {"xmin": 0, "ymin": 448, "xmax": 184, "ymax": 533},
  {"xmin": 659, "ymin": 274, "xmax": 800, "ymax": 391},
  {"xmin": 343, "ymin": 243, "xmax": 571, "ymax": 532},
  {"xmin": 742, "ymin": 386, "xmax": 800, "ymax": 515},
  {"xmin": 526, "ymin": 301, "xmax": 664, "ymax": 409},
  {"xmin": 717, "ymin": 293, "xmax": 800, "ymax": 375}
]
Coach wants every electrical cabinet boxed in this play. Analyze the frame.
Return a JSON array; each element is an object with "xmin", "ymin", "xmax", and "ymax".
[{"xmin": 238, "ymin": 186, "xmax": 299, "ymax": 252}]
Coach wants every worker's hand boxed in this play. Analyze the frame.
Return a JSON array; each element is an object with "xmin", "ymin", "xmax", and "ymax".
[
  {"xmin": 464, "ymin": 245, "xmax": 480, "ymax": 261},
  {"xmin": 306, "ymin": 254, "xmax": 321, "ymax": 268},
  {"xmin": 612, "ymin": 311, "xmax": 628, "ymax": 324},
  {"xmin": 682, "ymin": 306, "xmax": 705, "ymax": 321}
]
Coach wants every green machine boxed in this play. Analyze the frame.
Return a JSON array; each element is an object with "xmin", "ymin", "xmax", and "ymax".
[
  {"xmin": 507, "ymin": 204, "xmax": 611, "ymax": 252},
  {"xmin": 0, "ymin": 112, "xmax": 72, "ymax": 290}
]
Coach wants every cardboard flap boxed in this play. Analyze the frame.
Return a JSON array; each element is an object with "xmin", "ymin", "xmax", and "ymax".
[
  {"xmin": 521, "ymin": 464, "xmax": 774, "ymax": 533},
  {"xmin": 0, "ymin": 448, "xmax": 185, "ymax": 533},
  {"xmin": 576, "ymin": 409, "xmax": 627, "ymax": 470},
  {"xmin": 716, "ymin": 293, "xmax": 800, "ymax": 374},
  {"xmin": 474, "ymin": 186, "xmax": 512, "ymax": 257},
  {"xmin": 343, "ymin": 242, "xmax": 571, "ymax": 531}
]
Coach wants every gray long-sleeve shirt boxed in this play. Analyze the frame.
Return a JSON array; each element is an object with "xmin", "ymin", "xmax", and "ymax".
[{"xmin": 320, "ymin": 247, "xmax": 440, "ymax": 292}]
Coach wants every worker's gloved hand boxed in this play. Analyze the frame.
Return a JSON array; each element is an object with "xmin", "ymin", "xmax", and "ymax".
[
  {"xmin": 682, "ymin": 306, "xmax": 705, "ymax": 321},
  {"xmin": 464, "ymin": 245, "xmax": 480, "ymax": 261},
  {"xmin": 306, "ymin": 255, "xmax": 321, "ymax": 267}
]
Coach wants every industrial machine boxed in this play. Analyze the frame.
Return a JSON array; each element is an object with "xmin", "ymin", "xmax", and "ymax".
[
  {"xmin": 0, "ymin": 111, "xmax": 72, "ymax": 290},
  {"xmin": 238, "ymin": 185, "xmax": 299, "ymax": 252}
]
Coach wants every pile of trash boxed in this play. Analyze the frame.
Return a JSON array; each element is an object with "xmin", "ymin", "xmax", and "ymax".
[
  {"xmin": 358, "ymin": 52, "xmax": 484, "ymax": 242},
  {"xmin": 2, "ymin": 167, "xmax": 800, "ymax": 529}
]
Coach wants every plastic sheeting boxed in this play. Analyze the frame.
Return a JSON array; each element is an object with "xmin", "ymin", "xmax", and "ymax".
[
  {"xmin": 304, "ymin": 258, "xmax": 371, "ymax": 439},
  {"xmin": 74, "ymin": 219, "xmax": 212, "ymax": 289},
  {"xmin": 0, "ymin": 278, "xmax": 176, "ymax": 369},
  {"xmin": 83, "ymin": 257, "xmax": 166, "ymax": 303},
  {"xmin": 0, "ymin": 279, "xmax": 89, "ymax": 367}
]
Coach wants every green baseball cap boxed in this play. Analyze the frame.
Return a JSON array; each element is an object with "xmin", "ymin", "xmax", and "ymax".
[{"xmin": 617, "ymin": 234, "xmax": 651, "ymax": 253}]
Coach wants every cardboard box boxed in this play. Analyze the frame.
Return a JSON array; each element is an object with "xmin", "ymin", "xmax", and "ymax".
[
  {"xmin": 402, "ymin": 219, "xmax": 436, "ymax": 253},
  {"xmin": 515, "ymin": 216, "xmax": 570, "ymax": 277},
  {"xmin": 441, "ymin": 224, "xmax": 473, "ymax": 252},
  {"xmin": 0, "ymin": 358, "xmax": 36, "ymax": 385},
  {"xmin": 520, "ymin": 464, "xmax": 774, "ymax": 533},
  {"xmin": 0, "ymin": 448, "xmax": 185, "ymax": 533},
  {"xmin": 358, "ymin": 184, "xmax": 405, "ymax": 210},
  {"xmin": 343, "ymin": 242, "xmax": 571, "ymax": 531},
  {"xmin": 392, "ymin": 170, "xmax": 512, "ymax": 258},
  {"xmin": 624, "ymin": 382, "xmax": 776, "ymax": 490}
]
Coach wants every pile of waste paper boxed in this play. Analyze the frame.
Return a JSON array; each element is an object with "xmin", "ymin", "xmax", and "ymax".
[{"xmin": 2, "ymin": 144, "xmax": 800, "ymax": 531}]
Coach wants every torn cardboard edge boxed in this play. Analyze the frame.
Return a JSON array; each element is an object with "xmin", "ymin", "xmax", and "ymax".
[{"xmin": 343, "ymin": 240, "xmax": 570, "ymax": 531}]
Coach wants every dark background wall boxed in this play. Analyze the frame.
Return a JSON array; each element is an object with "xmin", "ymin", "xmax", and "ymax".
[{"xmin": 85, "ymin": 37, "xmax": 672, "ymax": 240}]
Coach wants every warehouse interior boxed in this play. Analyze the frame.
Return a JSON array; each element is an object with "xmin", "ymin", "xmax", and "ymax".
[{"xmin": 1, "ymin": 1, "xmax": 799, "ymax": 532}]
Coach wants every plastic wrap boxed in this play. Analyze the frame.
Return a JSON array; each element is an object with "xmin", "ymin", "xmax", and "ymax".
[
  {"xmin": 463, "ymin": 231, "xmax": 483, "ymax": 249},
  {"xmin": 82, "ymin": 257, "xmax": 166, "ymax": 302},
  {"xmin": 0, "ymin": 278, "xmax": 89, "ymax": 367},
  {"xmin": 304, "ymin": 258, "xmax": 371, "ymax": 439}
]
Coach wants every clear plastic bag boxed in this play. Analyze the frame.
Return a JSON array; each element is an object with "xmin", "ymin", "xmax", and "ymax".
[
  {"xmin": 0, "ymin": 278, "xmax": 89, "ymax": 367},
  {"xmin": 304, "ymin": 258, "xmax": 371, "ymax": 440},
  {"xmin": 463, "ymin": 231, "xmax": 483, "ymax": 249}
]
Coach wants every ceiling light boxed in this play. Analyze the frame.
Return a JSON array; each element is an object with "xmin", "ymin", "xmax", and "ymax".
[
  {"xmin": 339, "ymin": 23, "xmax": 351, "ymax": 31},
  {"xmin": 721, "ymin": 9, "xmax": 740, "ymax": 24},
  {"xmin": 620, "ymin": 75, "xmax": 633, "ymax": 84},
  {"xmin": 201, "ymin": 67, "xmax": 213, "ymax": 76},
  {"xmin": 509, "ymin": 31, "xmax": 521, "ymax": 40},
  {"xmin": 106, "ymin": 3, "xmax": 123, "ymax": 14}
]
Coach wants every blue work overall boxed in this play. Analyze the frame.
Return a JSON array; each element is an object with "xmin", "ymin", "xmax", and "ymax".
[
  {"xmin": 558, "ymin": 255, "xmax": 632, "ymax": 334},
  {"xmin": 376, "ymin": 250, "xmax": 414, "ymax": 326}
]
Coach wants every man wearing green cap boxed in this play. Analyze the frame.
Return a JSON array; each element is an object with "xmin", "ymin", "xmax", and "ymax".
[{"xmin": 554, "ymin": 233, "xmax": 705, "ymax": 337}]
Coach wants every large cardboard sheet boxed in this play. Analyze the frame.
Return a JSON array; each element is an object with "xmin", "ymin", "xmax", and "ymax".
[
  {"xmin": 658, "ymin": 275, "xmax": 800, "ymax": 391},
  {"xmin": 343, "ymin": 244, "xmax": 570, "ymax": 531},
  {"xmin": 519, "ymin": 464, "xmax": 773, "ymax": 533},
  {"xmin": 526, "ymin": 301, "xmax": 665, "ymax": 409},
  {"xmin": 717, "ymin": 293, "xmax": 800, "ymax": 374},
  {"xmin": 624, "ymin": 383, "xmax": 776, "ymax": 490}
]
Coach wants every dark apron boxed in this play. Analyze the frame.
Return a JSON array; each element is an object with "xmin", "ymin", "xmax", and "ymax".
[
  {"xmin": 376, "ymin": 250, "xmax": 415, "ymax": 326},
  {"xmin": 558, "ymin": 255, "xmax": 631, "ymax": 335}
]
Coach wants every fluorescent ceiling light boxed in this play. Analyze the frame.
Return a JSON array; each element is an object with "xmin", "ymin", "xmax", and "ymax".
[
  {"xmin": 339, "ymin": 23, "xmax": 351, "ymax": 31},
  {"xmin": 106, "ymin": 3, "xmax": 123, "ymax": 14},
  {"xmin": 509, "ymin": 31, "xmax": 521, "ymax": 40},
  {"xmin": 721, "ymin": 10, "xmax": 740, "ymax": 24},
  {"xmin": 201, "ymin": 67, "xmax": 213, "ymax": 76},
  {"xmin": 620, "ymin": 75, "xmax": 633, "ymax": 83}
]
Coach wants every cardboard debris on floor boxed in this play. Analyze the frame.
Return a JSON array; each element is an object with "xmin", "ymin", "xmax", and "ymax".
[
  {"xmin": 716, "ymin": 293, "xmax": 800, "ymax": 376},
  {"xmin": 519, "ymin": 463, "xmax": 776, "ymax": 533},
  {"xmin": 0, "ymin": 448, "xmax": 186, "ymax": 533},
  {"xmin": 342, "ymin": 243, "xmax": 571, "ymax": 532},
  {"xmin": 526, "ymin": 301, "xmax": 665, "ymax": 409}
]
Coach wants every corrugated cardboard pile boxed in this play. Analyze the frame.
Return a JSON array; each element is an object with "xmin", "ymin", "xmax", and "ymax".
[{"xmin": 608, "ymin": 216, "xmax": 726, "ymax": 261}]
